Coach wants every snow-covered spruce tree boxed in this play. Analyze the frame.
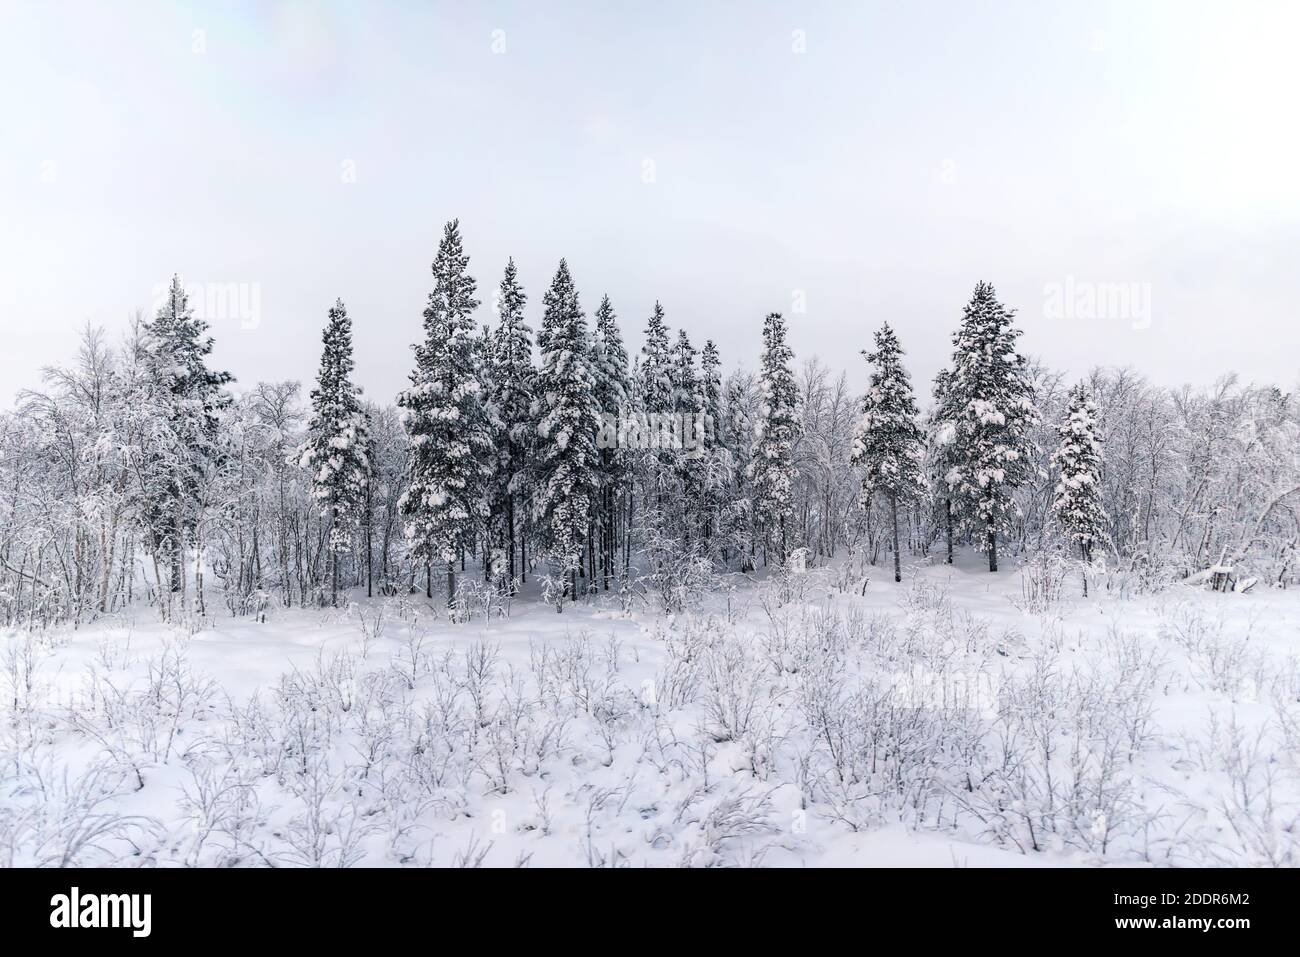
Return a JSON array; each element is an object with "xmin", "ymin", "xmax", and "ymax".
[
  {"xmin": 622, "ymin": 354, "xmax": 646, "ymax": 577},
  {"xmin": 534, "ymin": 259, "xmax": 600, "ymax": 609},
  {"xmin": 946, "ymin": 281, "xmax": 1039, "ymax": 572},
  {"xmin": 698, "ymin": 339, "xmax": 725, "ymax": 545},
  {"xmin": 298, "ymin": 299, "xmax": 370, "ymax": 606},
  {"xmin": 1052, "ymin": 382, "xmax": 1106, "ymax": 592},
  {"xmin": 639, "ymin": 301, "xmax": 675, "ymax": 417},
  {"xmin": 749, "ymin": 311, "xmax": 800, "ymax": 564},
  {"xmin": 634, "ymin": 301, "xmax": 677, "ymax": 547},
  {"xmin": 671, "ymin": 329, "xmax": 700, "ymax": 420},
  {"xmin": 925, "ymin": 367, "xmax": 963, "ymax": 564},
  {"xmin": 486, "ymin": 258, "xmax": 536, "ymax": 586},
  {"xmin": 699, "ymin": 339, "xmax": 723, "ymax": 437},
  {"xmin": 590, "ymin": 293, "xmax": 630, "ymax": 589},
  {"xmin": 475, "ymin": 321, "xmax": 501, "ymax": 583},
  {"xmin": 670, "ymin": 329, "xmax": 704, "ymax": 531},
  {"xmin": 719, "ymin": 370, "xmax": 758, "ymax": 569},
  {"xmin": 139, "ymin": 274, "xmax": 233, "ymax": 608},
  {"xmin": 397, "ymin": 219, "xmax": 492, "ymax": 606},
  {"xmin": 852, "ymin": 322, "xmax": 926, "ymax": 583}
]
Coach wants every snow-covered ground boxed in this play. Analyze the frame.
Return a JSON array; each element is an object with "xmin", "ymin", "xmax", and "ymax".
[{"xmin": 3, "ymin": 553, "xmax": 1297, "ymax": 867}]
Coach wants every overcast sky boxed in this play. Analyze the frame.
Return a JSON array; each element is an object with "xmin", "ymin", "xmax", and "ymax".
[{"xmin": 2, "ymin": 0, "xmax": 1298, "ymax": 408}]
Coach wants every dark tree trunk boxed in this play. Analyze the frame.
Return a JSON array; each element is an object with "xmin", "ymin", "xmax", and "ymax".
[
  {"xmin": 890, "ymin": 493, "xmax": 902, "ymax": 583},
  {"xmin": 624, "ymin": 489, "xmax": 634, "ymax": 577},
  {"xmin": 171, "ymin": 509, "xmax": 184, "ymax": 594},
  {"xmin": 330, "ymin": 544, "xmax": 338, "ymax": 607},
  {"xmin": 945, "ymin": 497, "xmax": 954, "ymax": 565},
  {"xmin": 507, "ymin": 498, "xmax": 516, "ymax": 584}
]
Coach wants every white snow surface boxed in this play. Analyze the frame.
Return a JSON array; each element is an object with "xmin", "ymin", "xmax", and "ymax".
[{"xmin": 3, "ymin": 553, "xmax": 1298, "ymax": 868}]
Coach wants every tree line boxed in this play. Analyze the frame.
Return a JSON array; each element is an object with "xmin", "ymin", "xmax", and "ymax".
[{"xmin": 3, "ymin": 219, "xmax": 1298, "ymax": 626}]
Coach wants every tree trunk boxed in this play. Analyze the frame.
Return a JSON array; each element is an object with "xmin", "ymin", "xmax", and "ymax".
[
  {"xmin": 624, "ymin": 489, "xmax": 634, "ymax": 577},
  {"xmin": 945, "ymin": 497, "xmax": 954, "ymax": 565},
  {"xmin": 171, "ymin": 509, "xmax": 184, "ymax": 594},
  {"xmin": 507, "ymin": 497, "xmax": 516, "ymax": 584},
  {"xmin": 890, "ymin": 493, "xmax": 902, "ymax": 583},
  {"xmin": 987, "ymin": 524, "xmax": 998, "ymax": 572},
  {"xmin": 603, "ymin": 486, "xmax": 612, "ymax": 591}
]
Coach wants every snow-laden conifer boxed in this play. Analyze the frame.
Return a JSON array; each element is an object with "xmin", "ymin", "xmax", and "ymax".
[
  {"xmin": 852, "ymin": 322, "xmax": 926, "ymax": 582},
  {"xmin": 591, "ymin": 294, "xmax": 630, "ymax": 588},
  {"xmin": 138, "ymin": 274, "xmax": 233, "ymax": 603},
  {"xmin": 533, "ymin": 259, "xmax": 600, "ymax": 608},
  {"xmin": 945, "ymin": 281, "xmax": 1039, "ymax": 572},
  {"xmin": 397, "ymin": 219, "xmax": 492, "ymax": 604},
  {"xmin": 748, "ymin": 311, "xmax": 800, "ymax": 563},
  {"xmin": 1052, "ymin": 382, "xmax": 1107, "ymax": 589},
  {"xmin": 485, "ymin": 258, "xmax": 536, "ymax": 586},
  {"xmin": 298, "ymin": 298, "xmax": 370, "ymax": 605}
]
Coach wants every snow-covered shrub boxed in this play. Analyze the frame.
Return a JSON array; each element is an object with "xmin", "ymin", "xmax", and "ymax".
[
  {"xmin": 757, "ymin": 565, "xmax": 815, "ymax": 619},
  {"xmin": 953, "ymin": 648, "xmax": 1156, "ymax": 856},
  {"xmin": 651, "ymin": 621, "xmax": 708, "ymax": 712},
  {"xmin": 1012, "ymin": 550, "xmax": 1072, "ymax": 614},
  {"xmin": 1158, "ymin": 604, "xmax": 1267, "ymax": 701},
  {"xmin": 1171, "ymin": 708, "xmax": 1300, "ymax": 867},
  {"xmin": 830, "ymin": 545, "xmax": 873, "ymax": 595},
  {"xmin": 641, "ymin": 530, "xmax": 719, "ymax": 615},
  {"xmin": 675, "ymin": 786, "xmax": 778, "ymax": 867},
  {"xmin": 0, "ymin": 754, "xmax": 162, "ymax": 867},
  {"xmin": 279, "ymin": 755, "xmax": 376, "ymax": 867},
  {"xmin": 177, "ymin": 760, "xmax": 265, "ymax": 867},
  {"xmin": 700, "ymin": 635, "xmax": 765, "ymax": 743},
  {"xmin": 65, "ymin": 638, "xmax": 217, "ymax": 789},
  {"xmin": 351, "ymin": 602, "xmax": 387, "ymax": 659}
]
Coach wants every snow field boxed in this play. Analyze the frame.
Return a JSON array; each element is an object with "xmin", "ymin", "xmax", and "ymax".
[{"xmin": 2, "ymin": 554, "xmax": 1297, "ymax": 868}]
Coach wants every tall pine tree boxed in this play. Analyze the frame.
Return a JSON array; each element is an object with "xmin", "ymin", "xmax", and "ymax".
[
  {"xmin": 486, "ymin": 258, "xmax": 536, "ymax": 587},
  {"xmin": 591, "ymin": 294, "xmax": 630, "ymax": 589},
  {"xmin": 926, "ymin": 367, "xmax": 962, "ymax": 565},
  {"xmin": 670, "ymin": 329, "xmax": 703, "ymax": 532},
  {"xmin": 749, "ymin": 312, "xmax": 800, "ymax": 564},
  {"xmin": 299, "ymin": 299, "xmax": 370, "ymax": 606},
  {"xmin": 139, "ymin": 274, "xmax": 233, "ymax": 606},
  {"xmin": 1052, "ymin": 382, "xmax": 1106, "ymax": 593},
  {"xmin": 398, "ymin": 219, "xmax": 492, "ymax": 605},
  {"xmin": 636, "ymin": 300, "xmax": 676, "ymax": 524},
  {"xmin": 639, "ymin": 302, "xmax": 674, "ymax": 420},
  {"xmin": 534, "ymin": 259, "xmax": 600, "ymax": 609},
  {"xmin": 698, "ymin": 339, "xmax": 724, "ymax": 546},
  {"xmin": 946, "ymin": 281, "xmax": 1039, "ymax": 572},
  {"xmin": 853, "ymin": 323, "xmax": 926, "ymax": 583}
]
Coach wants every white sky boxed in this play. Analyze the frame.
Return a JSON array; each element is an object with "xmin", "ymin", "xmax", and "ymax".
[{"xmin": 2, "ymin": 0, "xmax": 1299, "ymax": 407}]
